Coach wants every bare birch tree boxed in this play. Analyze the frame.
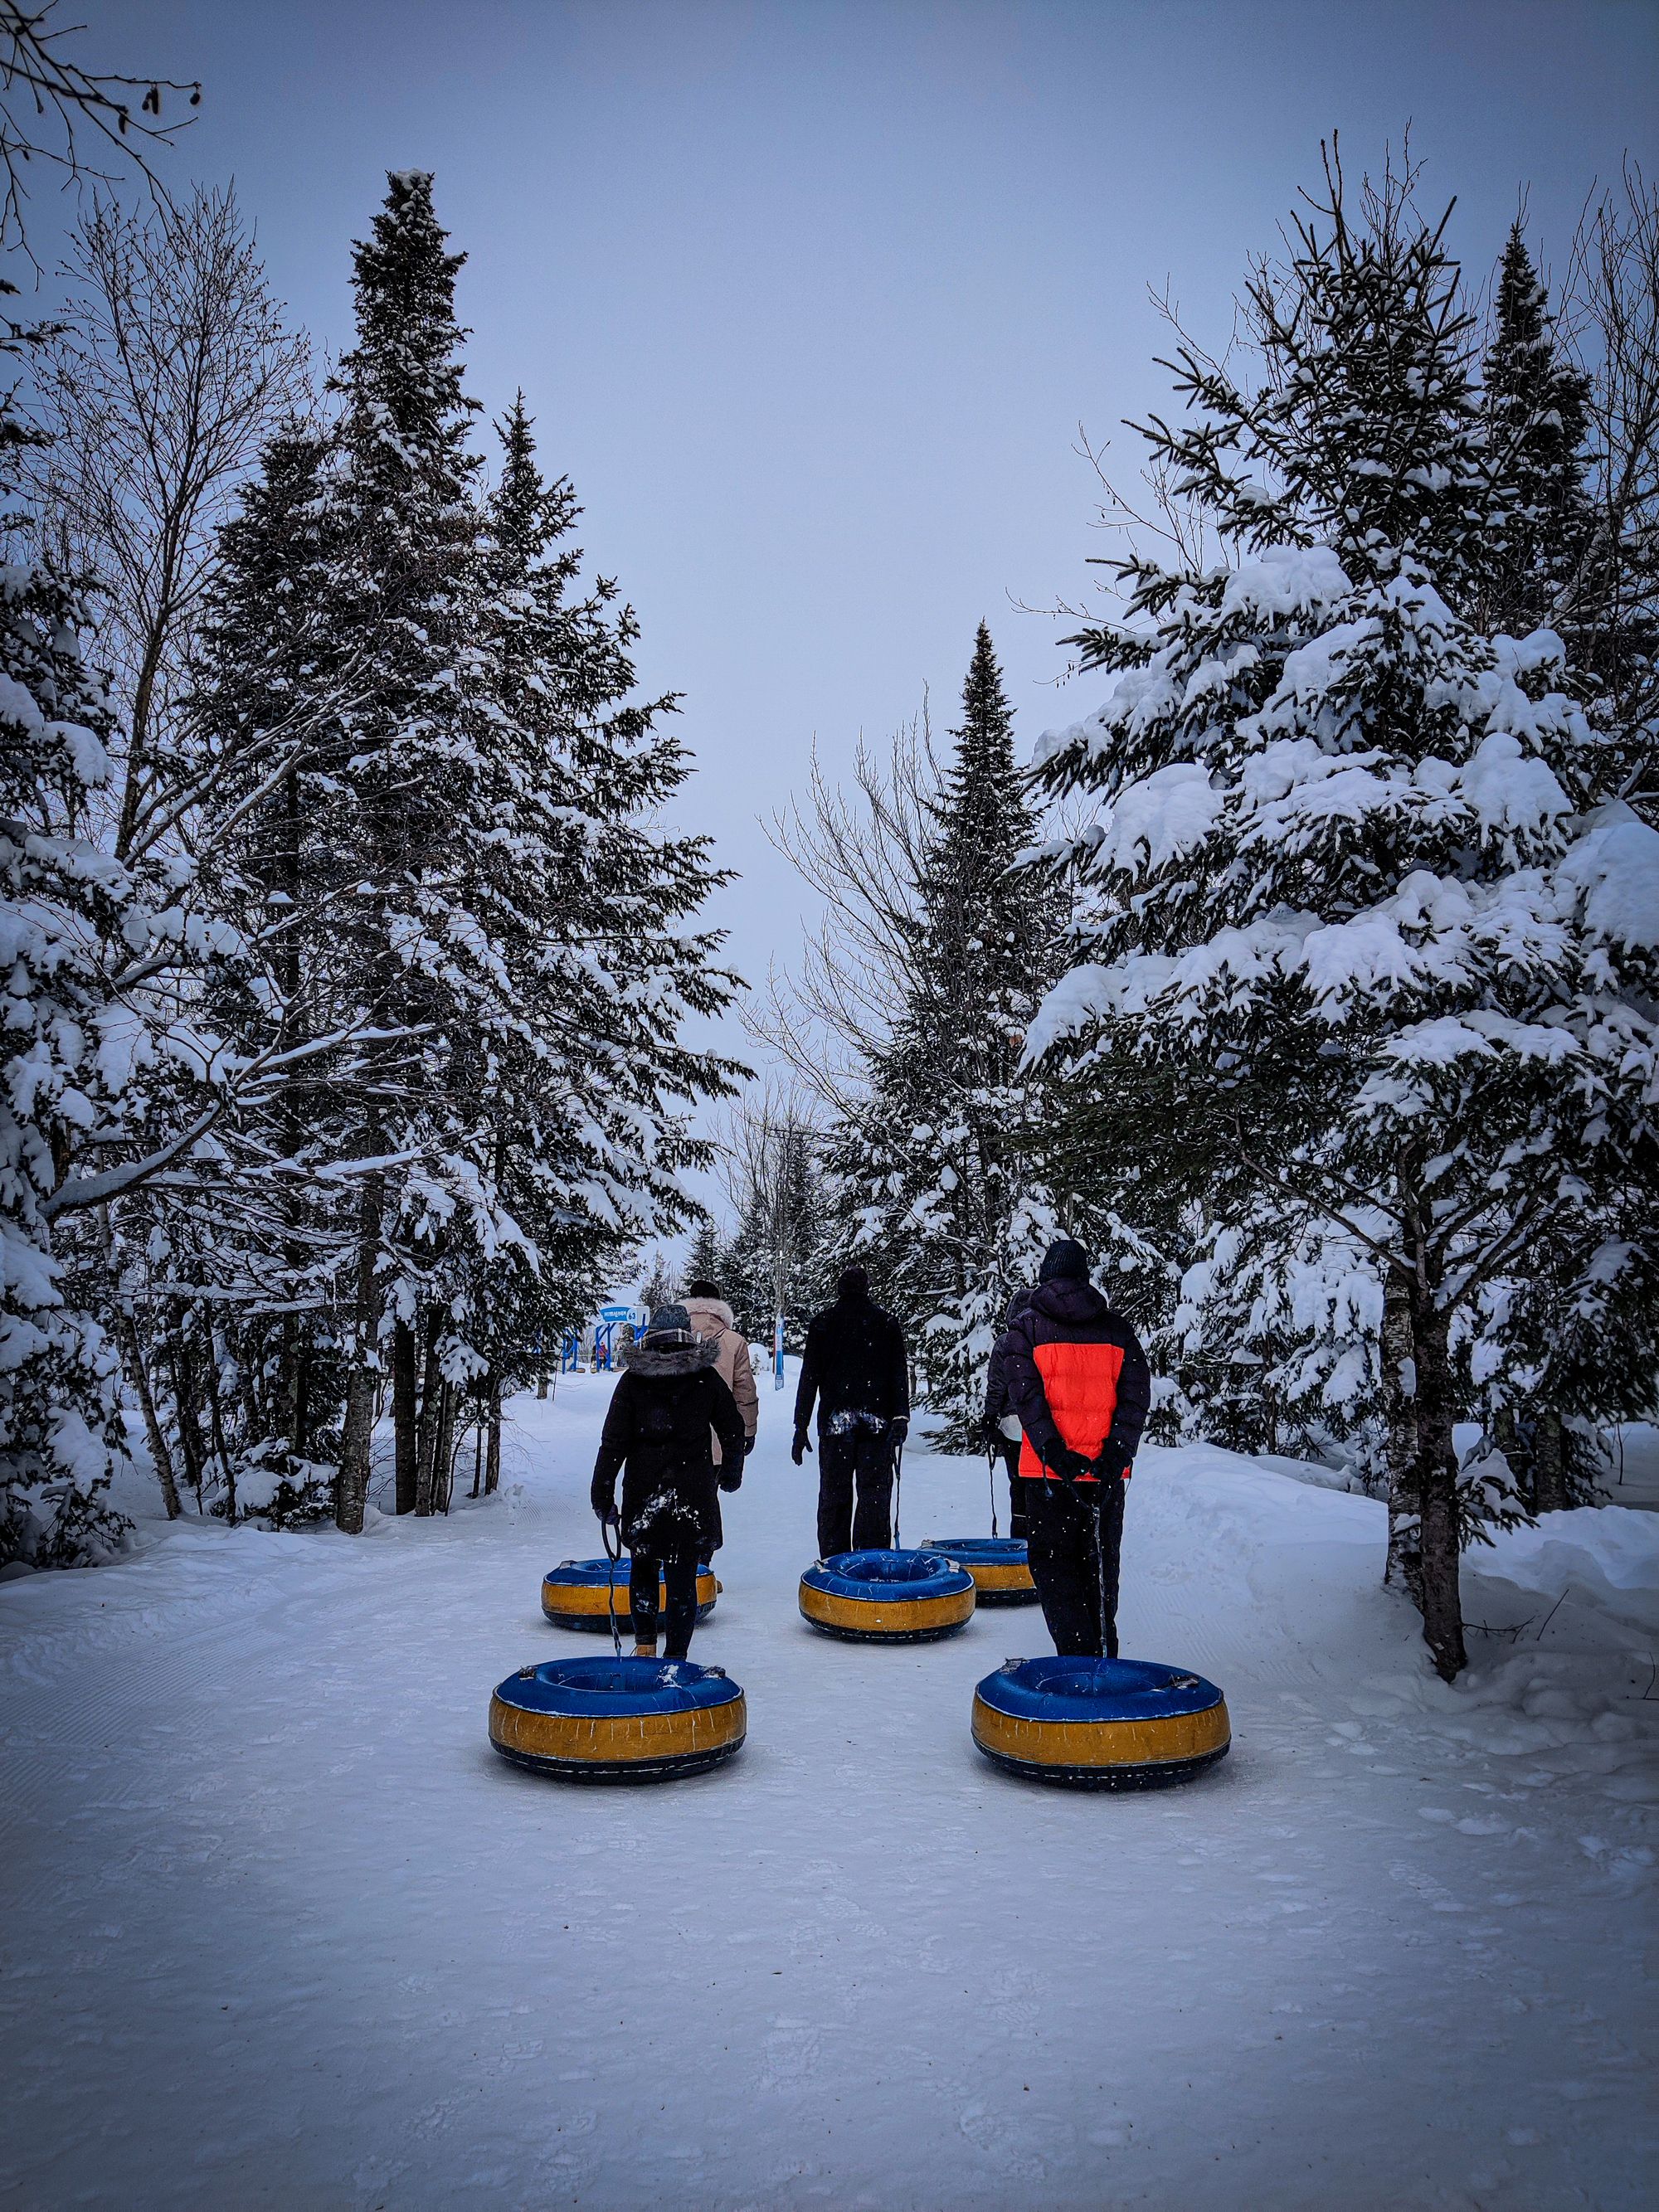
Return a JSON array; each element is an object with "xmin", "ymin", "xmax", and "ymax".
[
  {"xmin": 1564, "ymin": 163, "xmax": 1659, "ymax": 814},
  {"xmin": 750, "ymin": 707, "xmax": 940, "ymax": 1114},
  {"xmin": 23, "ymin": 183, "xmax": 309, "ymax": 857},
  {"xmin": 0, "ymin": 0, "xmax": 199, "ymax": 265}
]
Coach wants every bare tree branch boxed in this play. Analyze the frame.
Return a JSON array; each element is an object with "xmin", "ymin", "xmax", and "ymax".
[{"xmin": 0, "ymin": 2, "xmax": 199, "ymax": 268}]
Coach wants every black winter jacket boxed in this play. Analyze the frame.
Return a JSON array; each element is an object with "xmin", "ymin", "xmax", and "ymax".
[
  {"xmin": 794, "ymin": 1286, "xmax": 909, "ymax": 1435},
  {"xmin": 983, "ymin": 1286, "xmax": 1035, "ymax": 1442},
  {"xmin": 591, "ymin": 1338, "xmax": 747, "ymax": 1558},
  {"xmin": 1001, "ymin": 1277, "xmax": 1151, "ymax": 1480}
]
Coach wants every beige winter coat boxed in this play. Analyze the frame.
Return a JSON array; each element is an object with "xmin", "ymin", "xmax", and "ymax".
[{"xmin": 682, "ymin": 1296, "xmax": 758, "ymax": 1466}]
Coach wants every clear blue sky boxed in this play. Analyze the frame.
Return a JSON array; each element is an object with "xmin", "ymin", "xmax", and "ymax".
[{"xmin": 65, "ymin": 0, "xmax": 1659, "ymax": 1164}]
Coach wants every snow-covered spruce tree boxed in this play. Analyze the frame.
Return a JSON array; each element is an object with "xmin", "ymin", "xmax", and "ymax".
[
  {"xmin": 683, "ymin": 1217, "xmax": 728, "ymax": 1294},
  {"xmin": 298, "ymin": 169, "xmax": 528, "ymax": 1530},
  {"xmin": 166, "ymin": 418, "xmax": 362, "ymax": 1525},
  {"xmin": 722, "ymin": 1098, "xmax": 830, "ymax": 1349},
  {"xmin": 1167, "ymin": 1205, "xmax": 1386, "ymax": 1480},
  {"xmin": 1027, "ymin": 155, "xmax": 1659, "ymax": 1679},
  {"xmin": 0, "ymin": 297, "xmax": 134, "ymax": 1566},
  {"xmin": 1467, "ymin": 226, "xmax": 1657, "ymax": 1510},
  {"xmin": 460, "ymin": 393, "xmax": 741, "ymax": 1483},
  {"xmin": 1478, "ymin": 223, "xmax": 1595, "ymax": 645},
  {"xmin": 833, "ymin": 625, "xmax": 1064, "ymax": 1446}
]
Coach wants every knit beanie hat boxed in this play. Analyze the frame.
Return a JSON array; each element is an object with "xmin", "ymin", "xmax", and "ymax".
[
  {"xmin": 1038, "ymin": 1238, "xmax": 1089, "ymax": 1284},
  {"xmin": 645, "ymin": 1303, "xmax": 693, "ymax": 1339}
]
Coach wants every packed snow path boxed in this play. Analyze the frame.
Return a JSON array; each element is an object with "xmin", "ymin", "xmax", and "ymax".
[{"xmin": 3, "ymin": 1371, "xmax": 1656, "ymax": 2211}]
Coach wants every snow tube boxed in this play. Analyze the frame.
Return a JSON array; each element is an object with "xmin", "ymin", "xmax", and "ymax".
[
  {"xmin": 921, "ymin": 1534, "xmax": 1039, "ymax": 1607},
  {"xmin": 971, "ymin": 1657, "xmax": 1230, "ymax": 1789},
  {"xmin": 489, "ymin": 1655, "xmax": 746, "ymax": 1782},
  {"xmin": 798, "ymin": 1549, "xmax": 976, "ymax": 1643},
  {"xmin": 539, "ymin": 1558, "xmax": 718, "ymax": 1633}
]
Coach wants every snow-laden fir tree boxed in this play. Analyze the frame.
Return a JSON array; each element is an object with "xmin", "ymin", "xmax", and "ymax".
[
  {"xmin": 722, "ymin": 1099, "xmax": 830, "ymax": 1349},
  {"xmin": 1479, "ymin": 223, "xmax": 1594, "ymax": 644},
  {"xmin": 1026, "ymin": 153, "xmax": 1659, "ymax": 1678},
  {"xmin": 0, "ymin": 299, "xmax": 135, "ymax": 1564},
  {"xmin": 168, "ymin": 418, "xmax": 362, "ymax": 1525},
  {"xmin": 683, "ymin": 1217, "xmax": 726, "ymax": 1287},
  {"xmin": 832, "ymin": 625, "xmax": 1063, "ymax": 1446},
  {"xmin": 182, "ymin": 181, "xmax": 741, "ymax": 1529},
  {"xmin": 1166, "ymin": 1206, "xmax": 1386, "ymax": 1479},
  {"xmin": 295, "ymin": 170, "xmax": 499, "ymax": 1529},
  {"xmin": 1463, "ymin": 227, "xmax": 1644, "ymax": 1511},
  {"xmin": 461, "ymin": 392, "xmax": 741, "ymax": 1482}
]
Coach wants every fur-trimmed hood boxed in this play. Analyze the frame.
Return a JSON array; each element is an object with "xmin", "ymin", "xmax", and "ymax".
[
  {"xmin": 683, "ymin": 1296, "xmax": 737, "ymax": 1337},
  {"xmin": 621, "ymin": 1332, "xmax": 719, "ymax": 1378}
]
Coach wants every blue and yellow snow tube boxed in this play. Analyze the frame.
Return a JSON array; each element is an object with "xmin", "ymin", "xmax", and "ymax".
[
  {"xmin": 972, "ymin": 1657, "xmax": 1229, "ymax": 1789},
  {"xmin": 540, "ymin": 1558, "xmax": 718, "ymax": 1633},
  {"xmin": 922, "ymin": 1535, "xmax": 1039, "ymax": 1607},
  {"xmin": 489, "ymin": 1655, "xmax": 746, "ymax": 1782},
  {"xmin": 798, "ymin": 1549, "xmax": 976, "ymax": 1643}
]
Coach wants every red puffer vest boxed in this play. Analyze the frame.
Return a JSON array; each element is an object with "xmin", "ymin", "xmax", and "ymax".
[{"xmin": 999, "ymin": 1277, "xmax": 1151, "ymax": 1482}]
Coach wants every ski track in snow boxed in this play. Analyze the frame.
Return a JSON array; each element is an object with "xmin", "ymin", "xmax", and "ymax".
[{"xmin": 2, "ymin": 1369, "xmax": 1655, "ymax": 2211}]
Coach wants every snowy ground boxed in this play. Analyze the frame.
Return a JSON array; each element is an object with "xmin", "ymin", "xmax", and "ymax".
[{"xmin": 2, "ymin": 1367, "xmax": 1656, "ymax": 2212}]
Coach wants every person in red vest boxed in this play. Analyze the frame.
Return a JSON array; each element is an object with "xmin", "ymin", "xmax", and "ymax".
[{"xmin": 1000, "ymin": 1238, "xmax": 1151, "ymax": 1660}]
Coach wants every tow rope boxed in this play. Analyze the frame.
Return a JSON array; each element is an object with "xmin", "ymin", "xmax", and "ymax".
[{"xmin": 600, "ymin": 1511, "xmax": 624, "ymax": 1660}]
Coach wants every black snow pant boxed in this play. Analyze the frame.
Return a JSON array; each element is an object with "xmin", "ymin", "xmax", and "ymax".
[
  {"xmin": 996, "ymin": 1440, "xmax": 1030, "ymax": 1540},
  {"xmin": 816, "ymin": 1423, "xmax": 895, "ymax": 1556},
  {"xmin": 628, "ymin": 1551, "xmax": 700, "ymax": 1659},
  {"xmin": 1025, "ymin": 1475, "xmax": 1126, "ymax": 1660}
]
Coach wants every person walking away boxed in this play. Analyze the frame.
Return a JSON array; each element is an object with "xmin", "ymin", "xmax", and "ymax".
[
  {"xmin": 591, "ymin": 1305, "xmax": 747, "ymax": 1660},
  {"xmin": 1001, "ymin": 1239, "xmax": 1151, "ymax": 1660},
  {"xmin": 983, "ymin": 1285, "xmax": 1035, "ymax": 1539},
  {"xmin": 793, "ymin": 1266, "xmax": 909, "ymax": 1555},
  {"xmin": 682, "ymin": 1280, "xmax": 759, "ymax": 1470}
]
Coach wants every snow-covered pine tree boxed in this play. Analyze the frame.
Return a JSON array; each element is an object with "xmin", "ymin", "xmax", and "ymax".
[
  {"xmin": 720, "ymin": 1094, "xmax": 829, "ymax": 1347},
  {"xmin": 1167, "ymin": 1205, "xmax": 1386, "ymax": 1480},
  {"xmin": 833, "ymin": 625, "xmax": 1063, "ymax": 1445},
  {"xmin": 1469, "ymin": 226, "xmax": 1657, "ymax": 1510},
  {"xmin": 303, "ymin": 170, "xmax": 508, "ymax": 1531},
  {"xmin": 684, "ymin": 1217, "xmax": 726, "ymax": 1283},
  {"xmin": 173, "ymin": 418, "xmax": 361, "ymax": 1524},
  {"xmin": 1480, "ymin": 223, "xmax": 1595, "ymax": 645},
  {"xmin": 0, "ymin": 296, "xmax": 135, "ymax": 1566},
  {"xmin": 465, "ymin": 392, "xmax": 743, "ymax": 1455},
  {"xmin": 1027, "ymin": 153, "xmax": 1659, "ymax": 1679}
]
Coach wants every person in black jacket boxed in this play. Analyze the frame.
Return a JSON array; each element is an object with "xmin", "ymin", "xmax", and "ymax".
[
  {"xmin": 792, "ymin": 1265, "xmax": 909, "ymax": 1555},
  {"xmin": 1000, "ymin": 1239, "xmax": 1151, "ymax": 1660},
  {"xmin": 591, "ymin": 1305, "xmax": 747, "ymax": 1659},
  {"xmin": 982, "ymin": 1284, "xmax": 1035, "ymax": 1539}
]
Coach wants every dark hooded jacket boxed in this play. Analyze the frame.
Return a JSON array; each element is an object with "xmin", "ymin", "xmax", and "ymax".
[
  {"xmin": 591, "ymin": 1334, "xmax": 747, "ymax": 1557},
  {"xmin": 794, "ymin": 1282, "xmax": 909, "ymax": 1435},
  {"xmin": 984, "ymin": 1286, "xmax": 1035, "ymax": 1441},
  {"xmin": 1002, "ymin": 1276, "xmax": 1151, "ymax": 1482}
]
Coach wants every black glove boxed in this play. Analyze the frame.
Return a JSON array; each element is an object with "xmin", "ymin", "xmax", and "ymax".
[
  {"xmin": 1097, "ymin": 1428, "xmax": 1133, "ymax": 1480},
  {"xmin": 742, "ymin": 1435, "xmax": 757, "ymax": 1457},
  {"xmin": 1044, "ymin": 1445, "xmax": 1094, "ymax": 1482},
  {"xmin": 718, "ymin": 1469, "xmax": 742, "ymax": 1495},
  {"xmin": 590, "ymin": 1473, "xmax": 619, "ymax": 1524},
  {"xmin": 890, "ymin": 1416, "xmax": 908, "ymax": 1443},
  {"xmin": 791, "ymin": 1431, "xmax": 810, "ymax": 1465}
]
